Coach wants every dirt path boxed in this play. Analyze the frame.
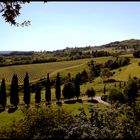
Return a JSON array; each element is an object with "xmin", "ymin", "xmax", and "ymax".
[
  {"xmin": 50, "ymin": 63, "xmax": 85, "ymax": 77},
  {"xmin": 81, "ymin": 96, "xmax": 110, "ymax": 106}
]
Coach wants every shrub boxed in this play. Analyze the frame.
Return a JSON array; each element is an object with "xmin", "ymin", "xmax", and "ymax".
[
  {"xmin": 103, "ymin": 79, "xmax": 116, "ymax": 83},
  {"xmin": 101, "ymin": 95, "xmax": 108, "ymax": 101}
]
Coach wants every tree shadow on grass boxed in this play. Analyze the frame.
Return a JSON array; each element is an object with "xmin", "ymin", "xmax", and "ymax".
[
  {"xmin": 76, "ymin": 99, "xmax": 83, "ymax": 103},
  {"xmin": 87, "ymin": 99, "xmax": 99, "ymax": 103},
  {"xmin": 0, "ymin": 107, "xmax": 5, "ymax": 113},
  {"xmin": 8, "ymin": 106, "xmax": 18, "ymax": 113},
  {"xmin": 64, "ymin": 100, "xmax": 77, "ymax": 104},
  {"xmin": 56, "ymin": 101, "xmax": 62, "ymax": 106}
]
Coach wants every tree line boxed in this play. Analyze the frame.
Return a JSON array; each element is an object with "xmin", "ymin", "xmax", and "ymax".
[{"xmin": 0, "ymin": 72, "xmax": 90, "ymax": 109}]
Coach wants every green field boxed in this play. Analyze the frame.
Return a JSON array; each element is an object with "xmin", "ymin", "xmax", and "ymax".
[
  {"xmin": 0, "ymin": 58, "xmax": 90, "ymax": 84},
  {"xmin": 0, "ymin": 57, "xmax": 112, "ymax": 85},
  {"xmin": 0, "ymin": 54, "xmax": 140, "ymax": 131},
  {"xmin": 0, "ymin": 101, "xmax": 106, "ymax": 129}
]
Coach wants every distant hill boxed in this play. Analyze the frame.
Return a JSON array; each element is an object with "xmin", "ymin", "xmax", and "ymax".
[
  {"xmin": 99, "ymin": 39, "xmax": 140, "ymax": 49},
  {"xmin": 1, "ymin": 39, "xmax": 140, "ymax": 55},
  {"xmin": 0, "ymin": 51, "xmax": 12, "ymax": 55}
]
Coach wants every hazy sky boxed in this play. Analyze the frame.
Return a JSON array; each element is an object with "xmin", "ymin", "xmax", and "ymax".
[{"xmin": 1, "ymin": 2, "xmax": 140, "ymax": 51}]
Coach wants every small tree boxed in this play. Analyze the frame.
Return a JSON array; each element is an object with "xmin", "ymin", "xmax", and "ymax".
[
  {"xmin": 124, "ymin": 79, "xmax": 138, "ymax": 106},
  {"xmin": 23, "ymin": 72, "xmax": 30, "ymax": 106},
  {"xmin": 10, "ymin": 74, "xmax": 19, "ymax": 107},
  {"xmin": 100, "ymin": 68, "xmax": 113, "ymax": 80},
  {"xmin": 55, "ymin": 73, "xmax": 61, "ymax": 102},
  {"xmin": 86, "ymin": 87, "xmax": 96, "ymax": 100},
  {"xmin": 108, "ymin": 88, "xmax": 124, "ymax": 104},
  {"xmin": 75, "ymin": 73, "xmax": 80, "ymax": 100},
  {"xmin": 45, "ymin": 73, "xmax": 51, "ymax": 103},
  {"xmin": 103, "ymin": 84, "xmax": 106, "ymax": 94},
  {"xmin": 0, "ymin": 78, "xmax": 6, "ymax": 108},
  {"xmin": 62, "ymin": 82, "xmax": 75, "ymax": 101},
  {"xmin": 35, "ymin": 83, "xmax": 41, "ymax": 104}
]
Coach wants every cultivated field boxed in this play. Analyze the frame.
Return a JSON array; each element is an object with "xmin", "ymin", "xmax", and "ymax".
[{"xmin": 0, "ymin": 57, "xmax": 111, "ymax": 85}]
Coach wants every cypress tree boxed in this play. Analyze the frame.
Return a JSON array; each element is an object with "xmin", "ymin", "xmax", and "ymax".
[
  {"xmin": 35, "ymin": 83, "xmax": 41, "ymax": 104},
  {"xmin": 45, "ymin": 73, "xmax": 51, "ymax": 103},
  {"xmin": 55, "ymin": 73, "xmax": 61, "ymax": 102},
  {"xmin": 104, "ymin": 84, "xmax": 106, "ymax": 94},
  {"xmin": 0, "ymin": 78, "xmax": 6, "ymax": 108},
  {"xmin": 23, "ymin": 72, "xmax": 30, "ymax": 106},
  {"xmin": 119, "ymin": 81, "xmax": 121, "ymax": 88},
  {"xmin": 10, "ymin": 74, "xmax": 19, "ymax": 107},
  {"xmin": 75, "ymin": 73, "xmax": 80, "ymax": 100}
]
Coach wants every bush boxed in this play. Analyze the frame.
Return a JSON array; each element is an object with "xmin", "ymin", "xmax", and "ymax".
[
  {"xmin": 103, "ymin": 79, "xmax": 116, "ymax": 83},
  {"xmin": 76, "ymin": 99, "xmax": 83, "ymax": 103},
  {"xmin": 108, "ymin": 88, "xmax": 124, "ymax": 104},
  {"xmin": 64, "ymin": 100, "xmax": 76, "ymax": 104},
  {"xmin": 101, "ymin": 95, "xmax": 108, "ymax": 101},
  {"xmin": 87, "ymin": 99, "xmax": 98, "ymax": 103}
]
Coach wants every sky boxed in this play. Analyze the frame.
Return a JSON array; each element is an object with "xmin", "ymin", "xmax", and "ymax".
[{"xmin": 1, "ymin": 2, "xmax": 140, "ymax": 51}]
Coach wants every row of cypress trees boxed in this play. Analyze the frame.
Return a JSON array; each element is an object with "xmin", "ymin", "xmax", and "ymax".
[{"xmin": 0, "ymin": 72, "xmax": 80, "ymax": 108}]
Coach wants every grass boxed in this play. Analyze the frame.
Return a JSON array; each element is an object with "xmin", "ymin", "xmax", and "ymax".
[
  {"xmin": 0, "ymin": 109, "xmax": 24, "ymax": 129},
  {"xmin": 0, "ymin": 99, "xmax": 107, "ymax": 128},
  {"xmin": 112, "ymin": 57, "xmax": 140, "ymax": 81},
  {"xmin": 0, "ymin": 58, "xmax": 92, "ymax": 84},
  {"xmin": 1, "ymin": 54, "xmax": 140, "ymax": 129},
  {"xmin": 0, "ymin": 56, "xmax": 112, "ymax": 85}
]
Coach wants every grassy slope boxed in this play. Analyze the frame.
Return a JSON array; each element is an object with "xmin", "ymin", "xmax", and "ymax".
[
  {"xmin": 112, "ymin": 58, "xmax": 140, "ymax": 81},
  {"xmin": 1, "ymin": 55, "xmax": 140, "ymax": 129},
  {"xmin": 0, "ymin": 58, "xmax": 92, "ymax": 84}
]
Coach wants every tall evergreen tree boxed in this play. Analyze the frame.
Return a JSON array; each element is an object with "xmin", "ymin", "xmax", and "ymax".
[
  {"xmin": 119, "ymin": 81, "xmax": 121, "ymax": 88},
  {"xmin": 23, "ymin": 72, "xmax": 30, "ymax": 106},
  {"xmin": 45, "ymin": 73, "xmax": 51, "ymax": 103},
  {"xmin": 75, "ymin": 73, "xmax": 80, "ymax": 100},
  {"xmin": 35, "ymin": 83, "xmax": 41, "ymax": 104},
  {"xmin": 55, "ymin": 73, "xmax": 61, "ymax": 102},
  {"xmin": 0, "ymin": 78, "xmax": 6, "ymax": 108},
  {"xmin": 10, "ymin": 74, "xmax": 19, "ymax": 107},
  {"xmin": 104, "ymin": 84, "xmax": 106, "ymax": 94}
]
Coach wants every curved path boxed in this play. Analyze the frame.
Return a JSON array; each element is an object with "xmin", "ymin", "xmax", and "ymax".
[
  {"xmin": 81, "ymin": 96, "xmax": 110, "ymax": 106},
  {"xmin": 50, "ymin": 63, "xmax": 85, "ymax": 77}
]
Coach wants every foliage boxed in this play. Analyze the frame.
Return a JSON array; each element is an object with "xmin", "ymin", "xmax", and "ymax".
[
  {"xmin": 108, "ymin": 88, "xmax": 124, "ymax": 104},
  {"xmin": 10, "ymin": 74, "xmax": 19, "ymax": 107},
  {"xmin": 0, "ymin": 78, "xmax": 6, "ymax": 107},
  {"xmin": 80, "ymin": 69, "xmax": 89, "ymax": 83},
  {"xmin": 103, "ymin": 78, "xmax": 116, "ymax": 83},
  {"xmin": 55, "ymin": 73, "xmax": 61, "ymax": 102},
  {"xmin": 45, "ymin": 73, "xmax": 51, "ymax": 103},
  {"xmin": 74, "ymin": 73, "xmax": 81, "ymax": 99},
  {"xmin": 0, "ymin": 1, "xmax": 31, "ymax": 26},
  {"xmin": 100, "ymin": 68, "xmax": 113, "ymax": 80},
  {"xmin": 101, "ymin": 94, "xmax": 108, "ymax": 101},
  {"xmin": 0, "ymin": 104, "xmax": 139, "ymax": 139},
  {"xmin": 35, "ymin": 83, "xmax": 41, "ymax": 104},
  {"xmin": 133, "ymin": 50, "xmax": 140, "ymax": 58},
  {"xmin": 86, "ymin": 87, "xmax": 96, "ymax": 100},
  {"xmin": 124, "ymin": 78, "xmax": 139, "ymax": 106},
  {"xmin": 62, "ymin": 82, "xmax": 75, "ymax": 100},
  {"xmin": 104, "ymin": 57, "xmax": 130, "ymax": 70},
  {"xmin": 23, "ymin": 72, "xmax": 30, "ymax": 106}
]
